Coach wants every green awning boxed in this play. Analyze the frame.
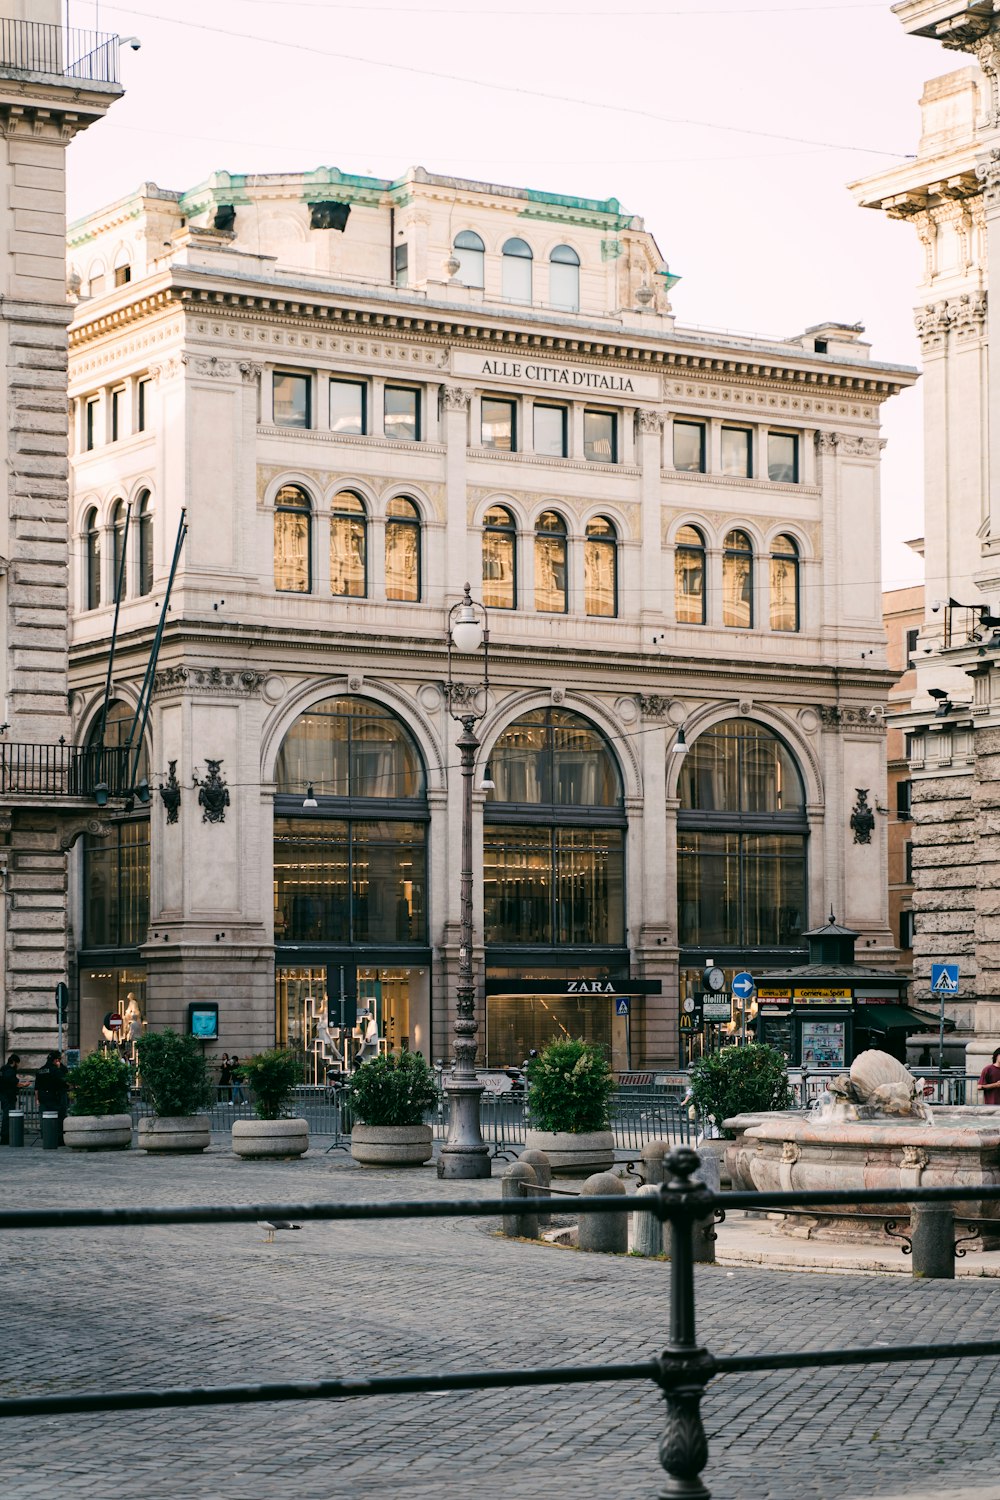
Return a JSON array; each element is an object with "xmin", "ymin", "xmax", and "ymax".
[{"xmin": 855, "ymin": 1004, "xmax": 954, "ymax": 1034}]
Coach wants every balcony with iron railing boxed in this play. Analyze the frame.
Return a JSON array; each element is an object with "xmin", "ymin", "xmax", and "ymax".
[
  {"xmin": 0, "ymin": 741, "xmax": 132, "ymax": 801},
  {"xmin": 0, "ymin": 20, "xmax": 120, "ymax": 86}
]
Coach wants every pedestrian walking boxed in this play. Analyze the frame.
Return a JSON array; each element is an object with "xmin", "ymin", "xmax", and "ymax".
[
  {"xmin": 230, "ymin": 1055, "xmax": 247, "ymax": 1105},
  {"xmin": 219, "ymin": 1053, "xmax": 233, "ymax": 1105},
  {"xmin": 35, "ymin": 1050, "xmax": 69, "ymax": 1143},
  {"xmin": 978, "ymin": 1047, "xmax": 1000, "ymax": 1105},
  {"xmin": 0, "ymin": 1052, "xmax": 20, "ymax": 1144}
]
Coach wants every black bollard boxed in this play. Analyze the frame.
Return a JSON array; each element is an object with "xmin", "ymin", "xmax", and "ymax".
[
  {"xmin": 910, "ymin": 1201, "xmax": 955, "ymax": 1279},
  {"xmin": 7, "ymin": 1110, "xmax": 23, "ymax": 1148},
  {"xmin": 40, "ymin": 1112, "xmax": 60, "ymax": 1150}
]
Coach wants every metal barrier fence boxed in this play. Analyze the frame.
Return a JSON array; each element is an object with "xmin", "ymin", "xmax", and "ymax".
[
  {"xmin": 2, "ymin": 1148, "xmax": 1000, "ymax": 1499},
  {"xmin": 789, "ymin": 1068, "xmax": 976, "ymax": 1107}
]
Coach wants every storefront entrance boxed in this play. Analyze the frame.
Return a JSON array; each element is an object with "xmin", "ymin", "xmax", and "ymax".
[
  {"xmin": 484, "ymin": 968, "xmax": 658, "ymax": 1071},
  {"xmin": 79, "ymin": 964, "xmax": 147, "ymax": 1059},
  {"xmin": 275, "ymin": 962, "xmax": 430, "ymax": 1081}
]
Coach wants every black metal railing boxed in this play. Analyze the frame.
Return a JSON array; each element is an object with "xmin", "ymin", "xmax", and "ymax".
[
  {"xmin": 2, "ymin": 1148, "xmax": 1000, "ymax": 1497},
  {"xmin": 0, "ymin": 741, "xmax": 131, "ymax": 798},
  {"xmin": 0, "ymin": 21, "xmax": 119, "ymax": 84}
]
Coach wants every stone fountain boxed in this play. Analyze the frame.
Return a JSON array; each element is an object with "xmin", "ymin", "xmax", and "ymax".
[{"xmin": 725, "ymin": 1050, "xmax": 1000, "ymax": 1247}]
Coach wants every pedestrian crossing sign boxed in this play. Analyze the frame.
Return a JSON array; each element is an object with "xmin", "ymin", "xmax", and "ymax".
[
  {"xmin": 615, "ymin": 997, "xmax": 630, "ymax": 1016},
  {"xmin": 930, "ymin": 963, "xmax": 960, "ymax": 995}
]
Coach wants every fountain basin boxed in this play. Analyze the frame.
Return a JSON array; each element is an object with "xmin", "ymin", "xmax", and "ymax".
[{"xmin": 724, "ymin": 1107, "xmax": 1000, "ymax": 1247}]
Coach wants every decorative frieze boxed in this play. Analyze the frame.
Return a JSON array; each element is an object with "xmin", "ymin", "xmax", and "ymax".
[
  {"xmin": 442, "ymin": 385, "xmax": 471, "ymax": 411},
  {"xmin": 914, "ymin": 292, "xmax": 988, "ymax": 351},
  {"xmin": 635, "ymin": 408, "xmax": 664, "ymax": 434},
  {"xmin": 153, "ymin": 665, "xmax": 265, "ymax": 696},
  {"xmin": 637, "ymin": 694, "xmax": 671, "ymax": 719},
  {"xmin": 817, "ymin": 705, "xmax": 886, "ymax": 735}
]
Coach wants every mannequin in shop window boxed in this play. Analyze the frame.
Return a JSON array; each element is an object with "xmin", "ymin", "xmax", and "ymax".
[
  {"xmin": 355, "ymin": 1007, "xmax": 379, "ymax": 1067},
  {"xmin": 123, "ymin": 993, "xmax": 143, "ymax": 1059}
]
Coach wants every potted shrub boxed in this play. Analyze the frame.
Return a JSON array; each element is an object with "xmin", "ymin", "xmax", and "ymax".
[
  {"xmin": 232, "ymin": 1049, "xmax": 308, "ymax": 1159},
  {"xmin": 135, "ymin": 1029, "xmax": 214, "ymax": 1153},
  {"xmin": 348, "ymin": 1052, "xmax": 438, "ymax": 1166},
  {"xmin": 524, "ymin": 1037, "xmax": 616, "ymax": 1176},
  {"xmin": 64, "ymin": 1048, "xmax": 132, "ymax": 1151},
  {"xmin": 688, "ymin": 1042, "xmax": 793, "ymax": 1187}
]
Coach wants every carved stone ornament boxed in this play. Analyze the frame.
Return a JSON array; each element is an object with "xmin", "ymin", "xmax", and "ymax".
[
  {"xmin": 635, "ymin": 408, "xmax": 664, "ymax": 435},
  {"xmin": 159, "ymin": 760, "xmax": 181, "ymax": 825},
  {"xmin": 974, "ymin": 36, "xmax": 1000, "ymax": 129},
  {"xmin": 837, "ymin": 435, "xmax": 879, "ymax": 458},
  {"xmin": 850, "ymin": 788, "xmax": 875, "ymax": 846},
  {"xmin": 153, "ymin": 666, "xmax": 265, "ymax": 697},
  {"xmin": 814, "ymin": 432, "xmax": 839, "ymax": 453},
  {"xmin": 637, "ymin": 694, "xmax": 671, "ymax": 718},
  {"xmin": 443, "ymin": 680, "xmax": 484, "ymax": 711},
  {"xmin": 59, "ymin": 816, "xmax": 111, "ymax": 852},
  {"xmin": 194, "ymin": 759, "xmax": 230, "ymax": 824},
  {"xmin": 915, "ymin": 292, "xmax": 988, "ymax": 351},
  {"xmin": 239, "ymin": 361, "xmax": 263, "ymax": 385},
  {"xmin": 181, "ymin": 354, "xmax": 234, "ymax": 379},
  {"xmin": 442, "ymin": 385, "xmax": 472, "ymax": 412},
  {"xmin": 817, "ymin": 705, "xmax": 885, "ymax": 735}
]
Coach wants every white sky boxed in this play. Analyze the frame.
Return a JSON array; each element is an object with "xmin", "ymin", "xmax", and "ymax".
[{"xmin": 67, "ymin": 0, "xmax": 948, "ymax": 592}]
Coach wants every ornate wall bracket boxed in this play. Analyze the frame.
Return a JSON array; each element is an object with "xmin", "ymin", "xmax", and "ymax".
[
  {"xmin": 159, "ymin": 760, "xmax": 181, "ymax": 825},
  {"xmin": 850, "ymin": 788, "xmax": 875, "ymax": 845},
  {"xmin": 193, "ymin": 759, "xmax": 230, "ymax": 824}
]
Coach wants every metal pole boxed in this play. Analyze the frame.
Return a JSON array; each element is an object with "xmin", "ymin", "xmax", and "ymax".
[
  {"xmin": 938, "ymin": 989, "xmax": 946, "ymax": 1074},
  {"xmin": 97, "ymin": 502, "xmax": 131, "ymax": 749},
  {"xmin": 437, "ymin": 714, "xmax": 489, "ymax": 1179}
]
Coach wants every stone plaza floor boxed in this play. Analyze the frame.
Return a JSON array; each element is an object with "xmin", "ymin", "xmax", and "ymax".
[{"xmin": 2, "ymin": 1141, "xmax": 1000, "ymax": 1500}]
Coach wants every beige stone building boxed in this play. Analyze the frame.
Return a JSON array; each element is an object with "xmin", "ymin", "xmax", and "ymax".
[
  {"xmin": 882, "ymin": 582, "xmax": 923, "ymax": 982},
  {"xmin": 59, "ymin": 165, "xmax": 914, "ymax": 1075},
  {"xmin": 0, "ymin": 2, "xmax": 121, "ymax": 1064},
  {"xmin": 854, "ymin": 0, "xmax": 1000, "ymax": 1075}
]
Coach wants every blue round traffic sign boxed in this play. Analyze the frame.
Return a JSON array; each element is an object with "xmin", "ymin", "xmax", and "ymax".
[{"xmin": 732, "ymin": 971, "xmax": 755, "ymax": 1000}]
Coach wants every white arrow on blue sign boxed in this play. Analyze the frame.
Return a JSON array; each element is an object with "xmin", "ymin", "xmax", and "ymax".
[
  {"xmin": 930, "ymin": 963, "xmax": 960, "ymax": 995},
  {"xmin": 732, "ymin": 971, "xmax": 755, "ymax": 1000}
]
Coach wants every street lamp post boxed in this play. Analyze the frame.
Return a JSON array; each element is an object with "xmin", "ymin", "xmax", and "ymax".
[{"xmin": 438, "ymin": 583, "xmax": 492, "ymax": 1180}]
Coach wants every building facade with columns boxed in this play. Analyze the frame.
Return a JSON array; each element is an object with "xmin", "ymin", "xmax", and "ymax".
[
  {"xmin": 60, "ymin": 166, "xmax": 913, "ymax": 1075},
  {"xmin": 854, "ymin": 0, "xmax": 1000, "ymax": 1075}
]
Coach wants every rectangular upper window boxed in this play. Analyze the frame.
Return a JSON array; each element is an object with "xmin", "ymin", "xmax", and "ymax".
[
  {"xmin": 768, "ymin": 431, "xmax": 799, "ymax": 484},
  {"xmin": 273, "ymin": 371, "xmax": 311, "ymax": 429},
  {"xmin": 137, "ymin": 378, "xmax": 150, "ymax": 433},
  {"xmin": 111, "ymin": 387, "xmax": 124, "ymax": 442},
  {"xmin": 534, "ymin": 403, "xmax": 567, "ymax": 458},
  {"xmin": 673, "ymin": 420, "xmax": 706, "ymax": 473},
  {"xmin": 394, "ymin": 243, "xmax": 409, "ymax": 289},
  {"xmin": 481, "ymin": 397, "xmax": 516, "ymax": 451},
  {"xmin": 584, "ymin": 409, "xmax": 616, "ymax": 464},
  {"xmin": 384, "ymin": 385, "xmax": 420, "ymax": 442},
  {"xmin": 897, "ymin": 779, "xmax": 912, "ymax": 818},
  {"xmin": 721, "ymin": 426, "xmax": 752, "ymax": 477},
  {"xmin": 85, "ymin": 397, "xmax": 98, "ymax": 451},
  {"xmin": 906, "ymin": 627, "xmax": 919, "ymax": 668},
  {"xmin": 330, "ymin": 379, "xmax": 366, "ymax": 436}
]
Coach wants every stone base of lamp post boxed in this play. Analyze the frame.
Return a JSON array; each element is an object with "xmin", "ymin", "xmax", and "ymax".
[{"xmin": 437, "ymin": 1076, "xmax": 491, "ymax": 1179}]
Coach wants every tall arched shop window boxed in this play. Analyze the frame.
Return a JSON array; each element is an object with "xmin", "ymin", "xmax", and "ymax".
[
  {"xmin": 502, "ymin": 237, "xmax": 533, "ymax": 303},
  {"xmin": 534, "ymin": 511, "xmax": 567, "ymax": 613},
  {"xmin": 273, "ymin": 484, "xmax": 312, "ymax": 594},
  {"xmin": 85, "ymin": 507, "xmax": 101, "ymax": 610},
  {"xmin": 137, "ymin": 491, "xmax": 153, "ymax": 596},
  {"xmin": 677, "ymin": 718, "xmax": 806, "ymax": 948},
  {"xmin": 482, "ymin": 505, "xmax": 517, "ymax": 610},
  {"xmin": 330, "ymin": 490, "xmax": 367, "ymax": 598},
  {"xmin": 723, "ymin": 528, "xmax": 754, "ymax": 629},
  {"xmin": 111, "ymin": 501, "xmax": 128, "ymax": 601},
  {"xmin": 770, "ymin": 534, "xmax": 800, "ymax": 632},
  {"xmin": 385, "ymin": 497, "xmax": 421, "ymax": 602},
  {"xmin": 83, "ymin": 701, "xmax": 150, "ymax": 949},
  {"xmin": 674, "ymin": 525, "xmax": 706, "ymax": 624},
  {"xmin": 584, "ymin": 517, "xmax": 617, "ymax": 617},
  {"xmin": 549, "ymin": 244, "xmax": 580, "ymax": 312},
  {"xmin": 452, "ymin": 230, "xmax": 485, "ymax": 288}
]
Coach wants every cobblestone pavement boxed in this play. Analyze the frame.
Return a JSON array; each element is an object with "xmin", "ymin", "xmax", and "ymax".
[{"xmin": 2, "ymin": 1144, "xmax": 999, "ymax": 1500}]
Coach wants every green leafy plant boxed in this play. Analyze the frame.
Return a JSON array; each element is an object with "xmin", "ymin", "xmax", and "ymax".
[
  {"xmin": 525, "ymin": 1037, "xmax": 615, "ymax": 1133},
  {"xmin": 688, "ymin": 1043, "xmax": 793, "ymax": 1139},
  {"xmin": 69, "ymin": 1048, "xmax": 130, "ymax": 1116},
  {"xmin": 348, "ymin": 1052, "xmax": 438, "ymax": 1127},
  {"xmin": 135, "ymin": 1029, "xmax": 213, "ymax": 1117},
  {"xmin": 240, "ymin": 1048, "xmax": 301, "ymax": 1121}
]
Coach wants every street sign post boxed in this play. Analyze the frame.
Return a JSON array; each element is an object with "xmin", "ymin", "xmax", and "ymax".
[
  {"xmin": 930, "ymin": 964, "xmax": 961, "ymax": 1072},
  {"xmin": 732, "ymin": 971, "xmax": 755, "ymax": 1044},
  {"xmin": 614, "ymin": 997, "xmax": 630, "ymax": 1017}
]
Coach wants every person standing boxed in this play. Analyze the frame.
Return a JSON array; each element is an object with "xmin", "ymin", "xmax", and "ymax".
[
  {"xmin": 230, "ymin": 1055, "xmax": 247, "ymax": 1105},
  {"xmin": 978, "ymin": 1047, "xmax": 1000, "ymax": 1106},
  {"xmin": 219, "ymin": 1053, "xmax": 233, "ymax": 1104},
  {"xmin": 35, "ymin": 1051, "xmax": 69, "ymax": 1143},
  {"xmin": 0, "ymin": 1053, "xmax": 20, "ymax": 1144}
]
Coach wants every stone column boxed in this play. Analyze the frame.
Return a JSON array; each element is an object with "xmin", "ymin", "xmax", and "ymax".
[
  {"xmin": 442, "ymin": 386, "xmax": 471, "ymax": 603},
  {"xmin": 636, "ymin": 408, "xmax": 664, "ymax": 624}
]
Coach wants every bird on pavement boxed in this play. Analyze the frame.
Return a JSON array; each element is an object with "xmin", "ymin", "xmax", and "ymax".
[{"xmin": 258, "ymin": 1220, "xmax": 302, "ymax": 1244}]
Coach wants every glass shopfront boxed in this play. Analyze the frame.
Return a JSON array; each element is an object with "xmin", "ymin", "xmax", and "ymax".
[
  {"xmin": 276, "ymin": 963, "xmax": 430, "ymax": 1082},
  {"xmin": 79, "ymin": 965, "xmax": 147, "ymax": 1058},
  {"xmin": 485, "ymin": 968, "xmax": 632, "ymax": 1071}
]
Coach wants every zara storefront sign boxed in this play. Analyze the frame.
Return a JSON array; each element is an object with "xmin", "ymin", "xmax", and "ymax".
[{"xmin": 451, "ymin": 350, "xmax": 662, "ymax": 401}]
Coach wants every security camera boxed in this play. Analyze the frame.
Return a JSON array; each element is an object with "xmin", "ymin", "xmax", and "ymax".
[
  {"xmin": 931, "ymin": 600, "xmax": 943, "ymax": 613},
  {"xmin": 120, "ymin": 35, "xmax": 141, "ymax": 50}
]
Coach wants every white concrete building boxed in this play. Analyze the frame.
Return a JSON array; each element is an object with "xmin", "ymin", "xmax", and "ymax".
[
  {"xmin": 60, "ymin": 165, "xmax": 914, "ymax": 1074},
  {"xmin": 853, "ymin": 0, "xmax": 1000, "ymax": 1074}
]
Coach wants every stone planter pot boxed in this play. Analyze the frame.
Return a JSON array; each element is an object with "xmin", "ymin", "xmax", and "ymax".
[
  {"xmin": 64, "ymin": 1114, "xmax": 132, "ymax": 1151},
  {"xmin": 524, "ymin": 1128, "xmax": 615, "ymax": 1177},
  {"xmin": 138, "ymin": 1115, "xmax": 211, "ymax": 1153},
  {"xmin": 350, "ymin": 1123, "xmax": 433, "ymax": 1167},
  {"xmin": 232, "ymin": 1117, "xmax": 308, "ymax": 1160}
]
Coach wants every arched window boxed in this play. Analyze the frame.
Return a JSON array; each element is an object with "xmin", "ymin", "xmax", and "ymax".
[
  {"xmin": 674, "ymin": 525, "xmax": 706, "ymax": 625},
  {"xmin": 770, "ymin": 534, "xmax": 800, "ymax": 632},
  {"xmin": 584, "ymin": 517, "xmax": 617, "ymax": 617},
  {"xmin": 85, "ymin": 508, "xmax": 101, "ymax": 610},
  {"xmin": 453, "ymin": 230, "xmax": 485, "ymax": 288},
  {"xmin": 482, "ymin": 505, "xmax": 517, "ymax": 610},
  {"xmin": 83, "ymin": 700, "xmax": 150, "ymax": 949},
  {"xmin": 534, "ymin": 511, "xmax": 567, "ymax": 613},
  {"xmin": 137, "ymin": 491, "xmax": 153, "ymax": 597},
  {"xmin": 86, "ymin": 261, "xmax": 106, "ymax": 297},
  {"xmin": 330, "ymin": 490, "xmax": 367, "ymax": 598},
  {"xmin": 549, "ymin": 244, "xmax": 580, "ymax": 311},
  {"xmin": 113, "ymin": 248, "xmax": 131, "ymax": 288},
  {"xmin": 275, "ymin": 696, "xmax": 425, "ymax": 798},
  {"xmin": 111, "ymin": 500, "xmax": 128, "ymax": 602},
  {"xmin": 723, "ymin": 528, "xmax": 754, "ymax": 629},
  {"xmin": 677, "ymin": 719, "xmax": 806, "ymax": 948},
  {"xmin": 502, "ymin": 237, "xmax": 533, "ymax": 303},
  {"xmin": 274, "ymin": 484, "xmax": 312, "ymax": 594},
  {"xmin": 385, "ymin": 496, "xmax": 421, "ymax": 602}
]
